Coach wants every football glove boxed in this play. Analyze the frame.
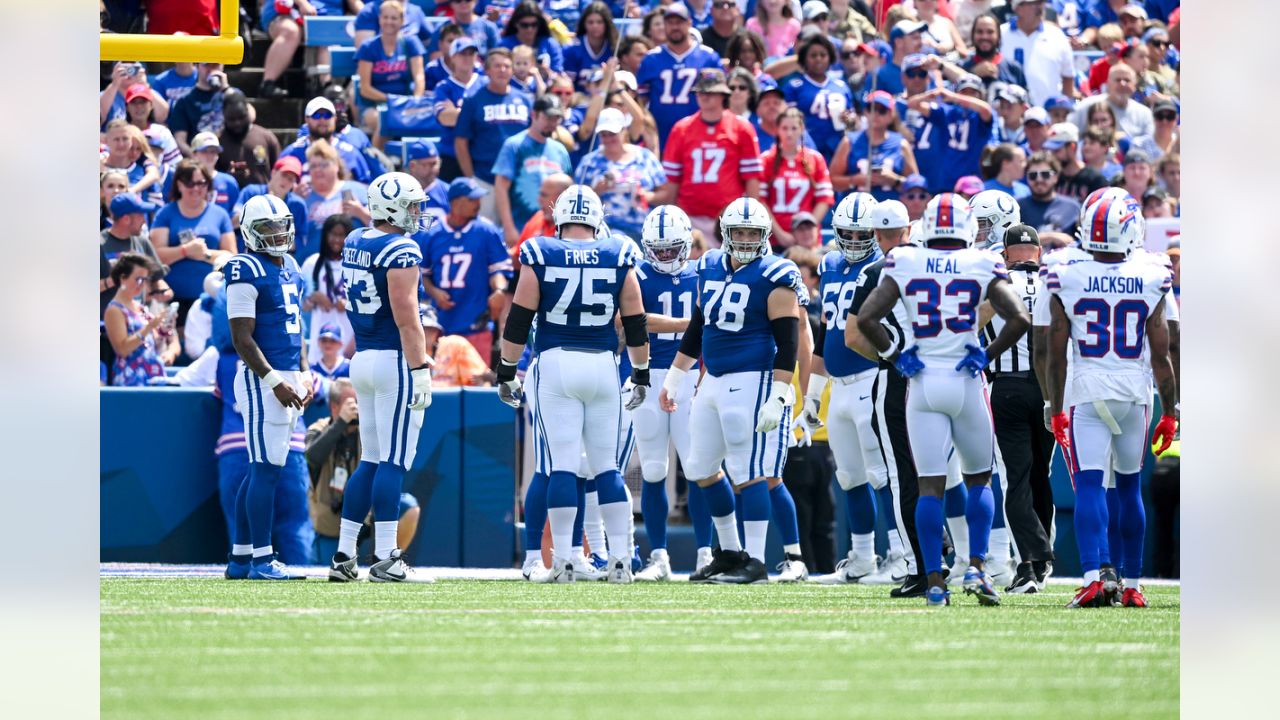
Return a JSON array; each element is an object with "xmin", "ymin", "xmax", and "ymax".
[
  {"xmin": 1050, "ymin": 412, "xmax": 1073, "ymax": 468},
  {"xmin": 625, "ymin": 363, "xmax": 650, "ymax": 411},
  {"xmin": 955, "ymin": 344, "xmax": 988, "ymax": 377},
  {"xmin": 408, "ymin": 365, "xmax": 432, "ymax": 410},
  {"xmin": 495, "ymin": 358, "xmax": 522, "ymax": 409},
  {"xmin": 755, "ymin": 380, "xmax": 794, "ymax": 433},
  {"xmin": 1043, "ymin": 401, "xmax": 1052, "ymax": 432},
  {"xmin": 801, "ymin": 374, "xmax": 827, "ymax": 430},
  {"xmin": 894, "ymin": 346, "xmax": 925, "ymax": 378},
  {"xmin": 1151, "ymin": 414, "xmax": 1178, "ymax": 455}
]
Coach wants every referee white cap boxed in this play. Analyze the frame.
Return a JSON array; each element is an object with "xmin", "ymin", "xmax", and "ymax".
[{"xmin": 871, "ymin": 200, "xmax": 910, "ymax": 230}]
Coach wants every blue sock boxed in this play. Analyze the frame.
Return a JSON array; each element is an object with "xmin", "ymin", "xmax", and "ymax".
[
  {"xmin": 547, "ymin": 471, "xmax": 578, "ymax": 509},
  {"xmin": 232, "ymin": 468, "xmax": 251, "ymax": 555},
  {"xmin": 944, "ymin": 481, "xmax": 968, "ymax": 517},
  {"xmin": 742, "ymin": 482, "xmax": 770, "ymax": 522},
  {"xmin": 524, "ymin": 472, "xmax": 549, "ymax": 552},
  {"xmin": 965, "ymin": 485, "xmax": 994, "ymax": 563},
  {"xmin": 371, "ymin": 462, "xmax": 405, "ymax": 521},
  {"xmin": 247, "ymin": 461, "xmax": 283, "ymax": 556},
  {"xmin": 845, "ymin": 484, "xmax": 877, "ymax": 535},
  {"xmin": 687, "ymin": 482, "xmax": 713, "ymax": 548},
  {"xmin": 1115, "ymin": 472, "xmax": 1145, "ymax": 581},
  {"xmin": 642, "ymin": 482, "xmax": 669, "ymax": 551},
  {"xmin": 340, "ymin": 460, "xmax": 377, "ymax": 524},
  {"xmin": 915, "ymin": 495, "xmax": 945, "ymax": 575},
  {"xmin": 594, "ymin": 471, "xmax": 626, "ymax": 504},
  {"xmin": 701, "ymin": 476, "xmax": 736, "ymax": 518},
  {"xmin": 769, "ymin": 483, "xmax": 801, "ymax": 546},
  {"xmin": 1104, "ymin": 486, "xmax": 1121, "ymax": 567},
  {"xmin": 734, "ymin": 491, "xmax": 746, "ymax": 544},
  {"xmin": 572, "ymin": 477, "xmax": 587, "ymax": 550},
  {"xmin": 990, "ymin": 472, "xmax": 1006, "ymax": 529},
  {"xmin": 1074, "ymin": 470, "xmax": 1108, "ymax": 574}
]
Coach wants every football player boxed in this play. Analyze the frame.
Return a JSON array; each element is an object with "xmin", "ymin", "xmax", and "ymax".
[
  {"xmin": 224, "ymin": 194, "xmax": 313, "ymax": 580},
  {"xmin": 856, "ymin": 193, "xmax": 1031, "ymax": 606},
  {"xmin": 660, "ymin": 197, "xmax": 808, "ymax": 584},
  {"xmin": 969, "ymin": 189, "xmax": 1022, "ymax": 252},
  {"xmin": 329, "ymin": 172, "xmax": 436, "ymax": 584},
  {"xmin": 497, "ymin": 185, "xmax": 651, "ymax": 583},
  {"xmin": 1046, "ymin": 198, "xmax": 1178, "ymax": 609}
]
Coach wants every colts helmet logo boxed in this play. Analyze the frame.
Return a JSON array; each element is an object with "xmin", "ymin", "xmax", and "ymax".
[
  {"xmin": 378, "ymin": 177, "xmax": 402, "ymax": 201},
  {"xmin": 997, "ymin": 195, "xmax": 1015, "ymax": 214}
]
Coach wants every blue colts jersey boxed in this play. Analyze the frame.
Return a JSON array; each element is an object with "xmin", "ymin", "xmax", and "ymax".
[
  {"xmin": 519, "ymin": 234, "xmax": 642, "ymax": 354},
  {"xmin": 636, "ymin": 260, "xmax": 699, "ymax": 371},
  {"xmin": 341, "ymin": 227, "xmax": 423, "ymax": 352},
  {"xmin": 222, "ymin": 252, "xmax": 304, "ymax": 371},
  {"xmin": 782, "ymin": 74, "xmax": 853, "ymax": 157},
  {"xmin": 818, "ymin": 250, "xmax": 881, "ymax": 378},
  {"xmin": 696, "ymin": 249, "xmax": 808, "ymax": 377}
]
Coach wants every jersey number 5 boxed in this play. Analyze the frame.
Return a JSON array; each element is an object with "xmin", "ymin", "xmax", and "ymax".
[{"xmin": 904, "ymin": 278, "xmax": 981, "ymax": 338}]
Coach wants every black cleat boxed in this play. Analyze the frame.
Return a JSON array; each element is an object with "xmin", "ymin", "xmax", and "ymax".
[
  {"xmin": 890, "ymin": 574, "xmax": 928, "ymax": 598},
  {"xmin": 710, "ymin": 555, "xmax": 768, "ymax": 584},
  {"xmin": 1032, "ymin": 560, "xmax": 1051, "ymax": 590},
  {"xmin": 1099, "ymin": 565, "xmax": 1122, "ymax": 606},
  {"xmin": 689, "ymin": 547, "xmax": 745, "ymax": 583},
  {"xmin": 1005, "ymin": 562, "xmax": 1039, "ymax": 594}
]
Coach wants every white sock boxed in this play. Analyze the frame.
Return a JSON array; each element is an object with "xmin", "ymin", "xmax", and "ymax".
[
  {"xmin": 232, "ymin": 544, "xmax": 252, "ymax": 557},
  {"xmin": 374, "ymin": 521, "xmax": 398, "ymax": 560},
  {"xmin": 783, "ymin": 542, "xmax": 802, "ymax": 556},
  {"xmin": 949, "ymin": 518, "xmax": 969, "ymax": 565},
  {"xmin": 599, "ymin": 500, "xmax": 633, "ymax": 563},
  {"xmin": 852, "ymin": 533, "xmax": 874, "ymax": 561},
  {"xmin": 584, "ymin": 490, "xmax": 607, "ymax": 557},
  {"xmin": 623, "ymin": 483, "xmax": 636, "ymax": 552},
  {"xmin": 548, "ymin": 506, "xmax": 578, "ymax": 563},
  {"xmin": 989, "ymin": 528, "xmax": 1011, "ymax": 565},
  {"xmin": 712, "ymin": 514, "xmax": 741, "ymax": 552},
  {"xmin": 744, "ymin": 520, "xmax": 769, "ymax": 562},
  {"xmin": 252, "ymin": 545, "xmax": 273, "ymax": 559},
  {"xmin": 524, "ymin": 550, "xmax": 540, "ymax": 564},
  {"xmin": 650, "ymin": 548, "xmax": 668, "ymax": 562},
  {"xmin": 337, "ymin": 518, "xmax": 362, "ymax": 558},
  {"xmin": 1085, "ymin": 569, "xmax": 1100, "ymax": 583}
]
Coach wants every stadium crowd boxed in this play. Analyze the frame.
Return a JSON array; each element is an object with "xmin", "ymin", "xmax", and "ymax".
[{"xmin": 99, "ymin": 0, "xmax": 1181, "ymax": 575}]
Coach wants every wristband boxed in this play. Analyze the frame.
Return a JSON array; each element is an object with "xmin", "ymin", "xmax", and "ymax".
[
  {"xmin": 877, "ymin": 344, "xmax": 897, "ymax": 360},
  {"xmin": 262, "ymin": 370, "xmax": 284, "ymax": 389},
  {"xmin": 767, "ymin": 380, "xmax": 795, "ymax": 406},
  {"xmin": 495, "ymin": 358, "xmax": 518, "ymax": 384},
  {"xmin": 661, "ymin": 366, "xmax": 687, "ymax": 397},
  {"xmin": 632, "ymin": 361, "xmax": 649, "ymax": 371}
]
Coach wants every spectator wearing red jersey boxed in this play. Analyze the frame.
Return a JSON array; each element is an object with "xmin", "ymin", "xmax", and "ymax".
[
  {"xmin": 654, "ymin": 69, "xmax": 763, "ymax": 240},
  {"xmin": 760, "ymin": 108, "xmax": 834, "ymax": 249}
]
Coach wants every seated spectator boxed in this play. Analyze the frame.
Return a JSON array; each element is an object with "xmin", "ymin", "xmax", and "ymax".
[
  {"xmin": 100, "ymin": 62, "xmax": 171, "ymax": 130},
  {"xmin": 573, "ymin": 108, "xmax": 667, "ymax": 241},
  {"xmin": 916, "ymin": 0, "xmax": 968, "ymax": 56},
  {"xmin": 353, "ymin": 0, "xmax": 431, "ymax": 48},
  {"xmin": 953, "ymin": 174, "xmax": 984, "ymax": 200},
  {"xmin": 563, "ymin": 3, "xmax": 617, "ymax": 91},
  {"xmin": 702, "ymin": 0, "xmax": 742, "ymax": 57},
  {"xmin": 1080, "ymin": 126, "xmax": 1122, "ymax": 179},
  {"xmin": 500, "ymin": 1, "xmax": 564, "ymax": 74},
  {"xmin": 1142, "ymin": 186, "xmax": 1172, "ymax": 219},
  {"xmin": 575, "ymin": 61, "xmax": 656, "ymax": 152},
  {"xmin": 454, "ymin": 49, "xmax": 535, "ymax": 221},
  {"xmin": 424, "ymin": 23, "xmax": 465, "ymax": 93},
  {"xmin": 421, "ymin": 305, "xmax": 495, "ymax": 387},
  {"xmin": 510, "ymin": 44, "xmax": 546, "ymax": 97},
  {"xmin": 100, "ymin": 170, "xmax": 130, "ymax": 231},
  {"xmin": 123, "ymin": 84, "xmax": 180, "ymax": 169},
  {"xmin": 434, "ymin": 0, "xmax": 500, "ymax": 55},
  {"xmin": 642, "ymin": 8, "xmax": 667, "ymax": 47},
  {"xmin": 1130, "ymin": 99, "xmax": 1179, "ymax": 162},
  {"xmin": 1019, "ymin": 151, "xmax": 1081, "ymax": 236},
  {"xmin": 877, "ymin": 19, "xmax": 928, "ymax": 97},
  {"xmin": 761, "ymin": 108, "xmax": 834, "ymax": 247},
  {"xmin": 1115, "ymin": 3, "xmax": 1148, "ymax": 40},
  {"xmin": 993, "ymin": 83, "xmax": 1030, "ymax": 146},
  {"xmin": 1143, "ymin": 26, "xmax": 1178, "ymax": 96},
  {"xmin": 104, "ymin": 252, "xmax": 175, "ymax": 386},
  {"xmin": 1119, "ymin": 149, "xmax": 1155, "ymax": 201},
  {"xmin": 900, "ymin": 173, "xmax": 931, "ymax": 220},
  {"xmin": 826, "ymin": 0, "xmax": 876, "ymax": 43},
  {"xmin": 747, "ymin": 0, "xmax": 802, "ymax": 60},
  {"xmin": 301, "ymin": 214, "xmax": 356, "ymax": 357},
  {"xmin": 219, "ymin": 90, "xmax": 281, "ymax": 188},
  {"xmin": 981, "ymin": 142, "xmax": 1031, "ymax": 200},
  {"xmin": 725, "ymin": 28, "xmax": 768, "ymax": 76},
  {"xmin": 1156, "ymin": 151, "xmax": 1179, "ymax": 200},
  {"xmin": 150, "ymin": 159, "xmax": 235, "ymax": 306},
  {"xmin": 788, "ymin": 212, "xmax": 824, "ymax": 252},
  {"xmin": 1046, "ymin": 122, "xmax": 1108, "ymax": 202},
  {"xmin": 830, "ymin": 90, "xmax": 918, "ymax": 202},
  {"xmin": 255, "ymin": 0, "xmax": 319, "ymax": 99},
  {"xmin": 1085, "ymin": 24, "xmax": 1126, "ymax": 91},
  {"xmin": 234, "ymin": 156, "xmax": 309, "ymax": 251},
  {"xmin": 753, "ymin": 75, "xmax": 815, "ymax": 153},
  {"xmin": 101, "ymin": 193, "xmax": 165, "ymax": 317},
  {"xmin": 1001, "ymin": 0, "xmax": 1074, "ymax": 105},
  {"xmin": 356, "ymin": 0, "xmax": 427, "ymax": 123},
  {"xmin": 168, "ymin": 63, "xmax": 229, "ymax": 155},
  {"xmin": 302, "ymin": 141, "xmax": 370, "ymax": 260},
  {"xmin": 310, "ymin": 325, "xmax": 351, "ymax": 380},
  {"xmin": 167, "ymin": 132, "xmax": 240, "ymax": 217},
  {"xmin": 616, "ymin": 35, "xmax": 652, "ymax": 77},
  {"xmin": 1022, "ymin": 106, "xmax": 1051, "ymax": 154},
  {"xmin": 1044, "ymin": 93, "xmax": 1074, "ymax": 125},
  {"xmin": 102, "ymin": 120, "xmax": 162, "ymax": 198},
  {"xmin": 1073, "ymin": 64, "xmax": 1154, "ymax": 141},
  {"xmin": 727, "ymin": 67, "xmax": 758, "ymax": 120},
  {"xmin": 283, "ymin": 97, "xmax": 374, "ymax": 185},
  {"xmin": 961, "ymin": 13, "xmax": 1027, "ymax": 92}
]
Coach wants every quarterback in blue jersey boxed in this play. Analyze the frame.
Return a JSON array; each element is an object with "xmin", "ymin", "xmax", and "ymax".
[
  {"xmin": 329, "ymin": 172, "xmax": 436, "ymax": 584},
  {"xmin": 495, "ymin": 185, "xmax": 652, "ymax": 583},
  {"xmin": 223, "ymin": 195, "xmax": 313, "ymax": 581},
  {"xmin": 660, "ymin": 197, "xmax": 808, "ymax": 585}
]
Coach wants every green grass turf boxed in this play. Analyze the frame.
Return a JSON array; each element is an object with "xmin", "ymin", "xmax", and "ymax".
[{"xmin": 101, "ymin": 579, "xmax": 1178, "ymax": 720}]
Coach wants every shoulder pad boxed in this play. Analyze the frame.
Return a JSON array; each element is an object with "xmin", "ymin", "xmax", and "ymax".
[
  {"xmin": 223, "ymin": 254, "xmax": 266, "ymax": 282},
  {"xmin": 520, "ymin": 236, "xmax": 548, "ymax": 266}
]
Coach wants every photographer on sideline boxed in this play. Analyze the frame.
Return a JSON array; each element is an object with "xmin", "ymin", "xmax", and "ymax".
[{"xmin": 305, "ymin": 378, "xmax": 420, "ymax": 563}]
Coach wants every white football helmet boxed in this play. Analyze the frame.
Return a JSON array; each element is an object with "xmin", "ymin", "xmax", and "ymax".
[
  {"xmin": 641, "ymin": 205, "xmax": 693, "ymax": 274},
  {"xmin": 919, "ymin": 193, "xmax": 977, "ymax": 246},
  {"xmin": 831, "ymin": 192, "xmax": 878, "ymax": 262},
  {"xmin": 907, "ymin": 220, "xmax": 923, "ymax": 247},
  {"xmin": 369, "ymin": 172, "xmax": 429, "ymax": 234},
  {"xmin": 240, "ymin": 194, "xmax": 295, "ymax": 257},
  {"xmin": 969, "ymin": 189, "xmax": 1020, "ymax": 249},
  {"xmin": 719, "ymin": 197, "xmax": 773, "ymax": 264},
  {"xmin": 1078, "ymin": 187, "xmax": 1143, "ymax": 249},
  {"xmin": 1080, "ymin": 194, "xmax": 1142, "ymax": 256},
  {"xmin": 553, "ymin": 184, "xmax": 606, "ymax": 235}
]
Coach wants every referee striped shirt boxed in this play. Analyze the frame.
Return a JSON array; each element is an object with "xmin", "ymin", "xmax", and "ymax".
[{"xmin": 984, "ymin": 264, "xmax": 1041, "ymax": 375}]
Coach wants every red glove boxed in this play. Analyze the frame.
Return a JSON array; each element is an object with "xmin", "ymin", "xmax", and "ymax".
[
  {"xmin": 1051, "ymin": 412, "xmax": 1073, "ymax": 467},
  {"xmin": 1151, "ymin": 414, "xmax": 1178, "ymax": 455}
]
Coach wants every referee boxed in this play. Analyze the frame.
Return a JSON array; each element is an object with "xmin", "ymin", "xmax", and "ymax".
[
  {"xmin": 845, "ymin": 201, "xmax": 927, "ymax": 598},
  {"xmin": 981, "ymin": 224, "xmax": 1055, "ymax": 593}
]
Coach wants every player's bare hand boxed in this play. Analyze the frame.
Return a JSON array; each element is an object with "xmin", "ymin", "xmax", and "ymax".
[
  {"xmin": 659, "ymin": 387, "xmax": 677, "ymax": 413},
  {"xmin": 298, "ymin": 372, "xmax": 316, "ymax": 406},
  {"xmin": 273, "ymin": 382, "xmax": 305, "ymax": 410},
  {"xmin": 338, "ymin": 397, "xmax": 359, "ymax": 423}
]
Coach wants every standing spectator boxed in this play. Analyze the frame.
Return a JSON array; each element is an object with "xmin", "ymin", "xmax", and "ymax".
[
  {"xmin": 1084, "ymin": 24, "xmax": 1125, "ymax": 93},
  {"xmin": 1072, "ymin": 64, "xmax": 1154, "ymax": 140},
  {"xmin": 282, "ymin": 97, "xmax": 374, "ymax": 185},
  {"xmin": 124, "ymin": 84, "xmax": 180, "ymax": 169},
  {"xmin": 1046, "ymin": 122, "xmax": 1107, "ymax": 202},
  {"xmin": 981, "ymin": 142, "xmax": 1031, "ymax": 200},
  {"xmin": 1044, "ymin": 93, "xmax": 1074, "ymax": 124},
  {"xmin": 1084, "ymin": 100, "xmax": 1119, "ymax": 136},
  {"xmin": 433, "ymin": 0, "xmax": 500, "ymax": 55},
  {"xmin": 168, "ymin": 63, "xmax": 229, "ymax": 155},
  {"xmin": 500, "ymin": 1, "xmax": 565, "ymax": 74},
  {"xmin": 1142, "ymin": 186, "xmax": 1172, "ymax": 219},
  {"xmin": 1000, "ymin": 0, "xmax": 1075, "ymax": 106},
  {"xmin": 150, "ymin": 159, "xmax": 235, "ymax": 305},
  {"xmin": 747, "ymin": 0, "xmax": 801, "ymax": 60},
  {"xmin": 100, "ymin": 170, "xmax": 131, "ymax": 231},
  {"xmin": 760, "ymin": 108, "xmax": 834, "ymax": 247},
  {"xmin": 515, "ymin": 173, "xmax": 573, "ymax": 254},
  {"xmin": 1114, "ymin": 3, "xmax": 1148, "ymax": 40},
  {"xmin": 455, "ymin": 48, "xmax": 535, "ymax": 222},
  {"xmin": 1080, "ymin": 126, "xmax": 1122, "ymax": 179},
  {"xmin": 702, "ymin": 0, "xmax": 743, "ymax": 57},
  {"xmin": 256, "ymin": 0, "xmax": 313, "ymax": 99},
  {"xmin": 563, "ymin": 3, "xmax": 618, "ymax": 91},
  {"xmin": 101, "ymin": 193, "xmax": 165, "ymax": 317},
  {"xmin": 356, "ymin": 0, "xmax": 427, "ymax": 115},
  {"xmin": 492, "ymin": 94, "xmax": 574, "ymax": 246},
  {"xmin": 727, "ymin": 67, "xmax": 759, "ymax": 120},
  {"xmin": 617, "ymin": 35, "xmax": 652, "ymax": 77},
  {"xmin": 102, "ymin": 120, "xmax": 162, "ymax": 197},
  {"xmin": 302, "ymin": 140, "xmax": 371, "ymax": 260},
  {"xmin": 993, "ymin": 83, "xmax": 1030, "ymax": 146},
  {"xmin": 787, "ymin": 211, "xmax": 824, "ymax": 251},
  {"xmin": 510, "ymin": 45, "xmax": 546, "ymax": 97},
  {"xmin": 1120, "ymin": 149, "xmax": 1155, "ymax": 200},
  {"xmin": 100, "ymin": 62, "xmax": 171, "ymax": 130},
  {"xmin": 1131, "ymin": 99, "xmax": 1180, "ymax": 162},
  {"xmin": 402, "ymin": 140, "xmax": 450, "ymax": 223},
  {"xmin": 725, "ymin": 28, "xmax": 768, "ymax": 76},
  {"xmin": 828, "ymin": 0, "xmax": 877, "ymax": 43},
  {"xmin": 637, "ymin": 4, "xmax": 725, "ymax": 139},
  {"xmin": 876, "ymin": 19, "xmax": 927, "ymax": 97},
  {"xmin": 1143, "ymin": 26, "xmax": 1178, "ymax": 93},
  {"xmin": 1019, "ymin": 151, "xmax": 1081, "ymax": 235},
  {"xmin": 573, "ymin": 108, "xmax": 668, "ymax": 241},
  {"xmin": 310, "ymin": 325, "xmax": 352, "ymax": 380},
  {"xmin": 218, "ymin": 91, "xmax": 281, "ymax": 188},
  {"xmin": 899, "ymin": 173, "xmax": 932, "ymax": 220},
  {"xmin": 233, "ymin": 156, "xmax": 310, "ymax": 252},
  {"xmin": 1022, "ymin": 106, "xmax": 1051, "ymax": 154},
  {"xmin": 1156, "ymin": 151, "xmax": 1179, "ymax": 200},
  {"xmin": 961, "ymin": 13, "xmax": 1029, "ymax": 91},
  {"xmin": 905, "ymin": 74, "xmax": 995, "ymax": 194},
  {"xmin": 917, "ymin": 0, "xmax": 969, "ymax": 56},
  {"xmin": 149, "ymin": 52, "xmax": 196, "ymax": 105},
  {"xmin": 173, "ymin": 132, "xmax": 240, "ymax": 217},
  {"xmin": 421, "ymin": 178, "xmax": 513, "ymax": 361},
  {"xmin": 433, "ymin": 38, "xmax": 484, "ymax": 182},
  {"xmin": 301, "ymin": 214, "xmax": 356, "ymax": 358},
  {"xmin": 780, "ymin": 33, "xmax": 854, "ymax": 158},
  {"xmin": 424, "ymin": 23, "xmax": 466, "ymax": 93},
  {"xmin": 642, "ymin": 8, "xmax": 667, "ymax": 47},
  {"xmin": 830, "ymin": 90, "xmax": 918, "ymax": 201},
  {"xmin": 653, "ymin": 69, "xmax": 763, "ymax": 238},
  {"xmin": 103, "ymin": 252, "xmax": 174, "ymax": 386}
]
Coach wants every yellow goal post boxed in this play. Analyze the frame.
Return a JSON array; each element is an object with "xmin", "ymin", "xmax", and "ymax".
[{"xmin": 100, "ymin": 2, "xmax": 243, "ymax": 64}]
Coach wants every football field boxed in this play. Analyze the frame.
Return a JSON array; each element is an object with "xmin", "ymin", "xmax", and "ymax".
[{"xmin": 101, "ymin": 568, "xmax": 1179, "ymax": 720}]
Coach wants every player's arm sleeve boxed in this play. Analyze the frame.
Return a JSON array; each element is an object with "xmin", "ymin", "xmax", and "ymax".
[
  {"xmin": 766, "ymin": 259, "xmax": 809, "ymax": 307},
  {"xmin": 676, "ymin": 305, "xmax": 705, "ymax": 359},
  {"xmin": 518, "ymin": 237, "xmax": 544, "ymax": 267},
  {"xmin": 1037, "ymin": 269, "xmax": 1061, "ymax": 327},
  {"xmin": 812, "ymin": 317, "xmax": 825, "ymax": 358},
  {"xmin": 225, "ymin": 281, "xmax": 259, "ymax": 319}
]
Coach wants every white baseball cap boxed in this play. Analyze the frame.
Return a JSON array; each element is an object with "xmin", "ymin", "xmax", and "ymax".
[
  {"xmin": 802, "ymin": 0, "xmax": 829, "ymax": 20},
  {"xmin": 305, "ymin": 96, "xmax": 337, "ymax": 117},
  {"xmin": 594, "ymin": 107, "xmax": 629, "ymax": 136},
  {"xmin": 871, "ymin": 200, "xmax": 910, "ymax": 229},
  {"xmin": 191, "ymin": 131, "xmax": 222, "ymax": 152}
]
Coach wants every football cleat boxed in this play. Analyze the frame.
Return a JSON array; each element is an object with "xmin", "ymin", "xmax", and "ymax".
[
  {"xmin": 987, "ymin": 557, "xmax": 1016, "ymax": 588},
  {"xmin": 328, "ymin": 552, "xmax": 359, "ymax": 582},
  {"xmin": 695, "ymin": 547, "xmax": 714, "ymax": 573},
  {"xmin": 1032, "ymin": 560, "xmax": 1052, "ymax": 591},
  {"xmin": 1005, "ymin": 563, "xmax": 1039, "ymax": 594},
  {"xmin": 521, "ymin": 556, "xmax": 549, "ymax": 582},
  {"xmin": 247, "ymin": 556, "xmax": 300, "ymax": 581},
  {"xmin": 224, "ymin": 554, "xmax": 251, "ymax": 580},
  {"xmin": 369, "ymin": 549, "xmax": 434, "ymax": 583},
  {"xmin": 607, "ymin": 557, "xmax": 634, "ymax": 584},
  {"xmin": 862, "ymin": 550, "xmax": 908, "ymax": 585},
  {"xmin": 631, "ymin": 544, "xmax": 644, "ymax": 574},
  {"xmin": 634, "ymin": 550, "xmax": 672, "ymax": 582},
  {"xmin": 962, "ymin": 567, "xmax": 1001, "ymax": 606},
  {"xmin": 689, "ymin": 547, "xmax": 745, "ymax": 583},
  {"xmin": 890, "ymin": 574, "xmax": 929, "ymax": 598},
  {"xmin": 546, "ymin": 558, "xmax": 575, "ymax": 583},
  {"xmin": 925, "ymin": 585, "xmax": 951, "ymax": 607},
  {"xmin": 711, "ymin": 555, "xmax": 768, "ymax": 584},
  {"xmin": 815, "ymin": 552, "xmax": 878, "ymax": 584},
  {"xmin": 775, "ymin": 553, "xmax": 809, "ymax": 583},
  {"xmin": 1066, "ymin": 581, "xmax": 1107, "ymax": 608},
  {"xmin": 945, "ymin": 558, "xmax": 969, "ymax": 587},
  {"xmin": 1100, "ymin": 565, "xmax": 1122, "ymax": 606},
  {"xmin": 1121, "ymin": 586, "xmax": 1148, "ymax": 608},
  {"xmin": 572, "ymin": 554, "xmax": 607, "ymax": 581}
]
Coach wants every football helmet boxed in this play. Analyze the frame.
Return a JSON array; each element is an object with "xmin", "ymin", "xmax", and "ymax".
[
  {"xmin": 719, "ymin": 197, "xmax": 773, "ymax": 264},
  {"xmin": 553, "ymin": 184, "xmax": 606, "ymax": 235},
  {"xmin": 1080, "ymin": 193, "xmax": 1142, "ymax": 255},
  {"xmin": 239, "ymin": 194, "xmax": 295, "ymax": 257},
  {"xmin": 969, "ymin": 189, "xmax": 1020, "ymax": 248},
  {"xmin": 919, "ymin": 193, "xmax": 977, "ymax": 246},
  {"xmin": 831, "ymin": 192, "xmax": 878, "ymax": 262},
  {"xmin": 369, "ymin": 171, "xmax": 429, "ymax": 234},
  {"xmin": 1078, "ymin": 187, "xmax": 1140, "ymax": 247},
  {"xmin": 907, "ymin": 220, "xmax": 923, "ymax": 247},
  {"xmin": 641, "ymin": 205, "xmax": 693, "ymax": 274}
]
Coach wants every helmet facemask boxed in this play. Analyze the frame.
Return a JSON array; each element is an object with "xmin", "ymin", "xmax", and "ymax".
[
  {"xmin": 645, "ymin": 237, "xmax": 691, "ymax": 274},
  {"xmin": 835, "ymin": 227, "xmax": 876, "ymax": 262},
  {"xmin": 246, "ymin": 216, "xmax": 295, "ymax": 257},
  {"xmin": 723, "ymin": 226, "xmax": 767, "ymax": 264}
]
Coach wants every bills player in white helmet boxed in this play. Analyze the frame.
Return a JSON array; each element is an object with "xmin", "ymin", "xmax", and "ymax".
[
  {"xmin": 855, "ymin": 193, "xmax": 1031, "ymax": 607},
  {"xmin": 970, "ymin": 189, "xmax": 1021, "ymax": 251},
  {"xmin": 1045, "ymin": 196, "xmax": 1178, "ymax": 609}
]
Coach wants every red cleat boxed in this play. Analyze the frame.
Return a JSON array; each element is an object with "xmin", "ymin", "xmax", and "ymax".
[
  {"xmin": 1067, "ymin": 581, "xmax": 1107, "ymax": 608},
  {"xmin": 1121, "ymin": 587, "xmax": 1148, "ymax": 608}
]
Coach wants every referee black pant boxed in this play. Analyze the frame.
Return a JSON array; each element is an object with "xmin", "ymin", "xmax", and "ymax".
[
  {"xmin": 871, "ymin": 366, "xmax": 923, "ymax": 575},
  {"xmin": 990, "ymin": 374, "xmax": 1056, "ymax": 563}
]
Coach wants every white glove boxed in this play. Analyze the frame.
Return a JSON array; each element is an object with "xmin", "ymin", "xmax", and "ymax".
[
  {"xmin": 498, "ymin": 377, "xmax": 523, "ymax": 408},
  {"xmin": 796, "ymin": 416, "xmax": 813, "ymax": 447},
  {"xmin": 623, "ymin": 379, "xmax": 647, "ymax": 411},
  {"xmin": 1043, "ymin": 401, "xmax": 1052, "ymax": 432},
  {"xmin": 755, "ymin": 380, "xmax": 795, "ymax": 433},
  {"xmin": 408, "ymin": 366, "xmax": 432, "ymax": 410},
  {"xmin": 802, "ymin": 374, "xmax": 828, "ymax": 430}
]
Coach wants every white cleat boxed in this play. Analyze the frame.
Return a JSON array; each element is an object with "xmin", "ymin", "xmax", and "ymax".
[
  {"xmin": 695, "ymin": 547, "xmax": 714, "ymax": 574},
  {"xmin": 635, "ymin": 550, "xmax": 672, "ymax": 582},
  {"xmin": 571, "ymin": 554, "xmax": 607, "ymax": 581},
  {"xmin": 545, "ymin": 558, "xmax": 575, "ymax": 583},
  {"xmin": 607, "ymin": 557, "xmax": 634, "ymax": 584},
  {"xmin": 775, "ymin": 553, "xmax": 809, "ymax": 583},
  {"xmin": 988, "ymin": 557, "xmax": 1016, "ymax": 588},
  {"xmin": 814, "ymin": 552, "xmax": 878, "ymax": 584},
  {"xmin": 522, "ymin": 556, "xmax": 550, "ymax": 582},
  {"xmin": 945, "ymin": 558, "xmax": 969, "ymax": 587},
  {"xmin": 862, "ymin": 550, "xmax": 908, "ymax": 585},
  {"xmin": 368, "ymin": 549, "xmax": 435, "ymax": 583}
]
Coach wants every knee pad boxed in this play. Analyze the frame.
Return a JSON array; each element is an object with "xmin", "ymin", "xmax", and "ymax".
[
  {"xmin": 836, "ymin": 469, "xmax": 867, "ymax": 491},
  {"xmin": 264, "ymin": 423, "xmax": 292, "ymax": 467},
  {"xmin": 641, "ymin": 462, "xmax": 668, "ymax": 484},
  {"xmin": 721, "ymin": 408, "xmax": 753, "ymax": 446}
]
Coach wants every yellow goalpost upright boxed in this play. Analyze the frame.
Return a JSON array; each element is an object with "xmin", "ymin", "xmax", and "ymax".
[{"xmin": 100, "ymin": 1, "xmax": 244, "ymax": 64}]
